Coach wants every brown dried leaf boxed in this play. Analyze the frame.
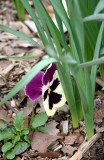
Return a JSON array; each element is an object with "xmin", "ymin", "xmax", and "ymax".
[
  {"xmin": 64, "ymin": 134, "xmax": 77, "ymax": 145},
  {"xmin": 14, "ymin": 156, "xmax": 21, "ymax": 160},
  {"xmin": 31, "ymin": 132, "xmax": 62, "ymax": 153},
  {"xmin": 62, "ymin": 145, "xmax": 77, "ymax": 156},
  {"xmin": 23, "ymin": 100, "xmax": 34, "ymax": 116},
  {"xmin": 24, "ymin": 20, "xmax": 38, "ymax": 33},
  {"xmin": 45, "ymin": 120, "xmax": 59, "ymax": 136},
  {"xmin": 60, "ymin": 120, "xmax": 68, "ymax": 135},
  {"xmin": 9, "ymin": 21, "xmax": 32, "ymax": 37},
  {"xmin": 94, "ymin": 104, "xmax": 104, "ymax": 123},
  {"xmin": 34, "ymin": 152, "xmax": 60, "ymax": 158},
  {"xmin": 23, "ymin": 116, "xmax": 29, "ymax": 130},
  {"xmin": 0, "ymin": 108, "xmax": 12, "ymax": 123},
  {"xmin": 96, "ymin": 127, "xmax": 104, "ymax": 133},
  {"xmin": 0, "ymin": 79, "xmax": 6, "ymax": 87}
]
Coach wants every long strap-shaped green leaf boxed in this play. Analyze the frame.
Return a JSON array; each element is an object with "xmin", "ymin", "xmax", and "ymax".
[
  {"xmin": 0, "ymin": 25, "xmax": 41, "ymax": 48},
  {"xmin": 91, "ymin": 22, "xmax": 104, "ymax": 95},
  {"xmin": 13, "ymin": 0, "xmax": 25, "ymax": 20},
  {"xmin": 50, "ymin": 0, "xmax": 80, "ymax": 62},
  {"xmin": 79, "ymin": 0, "xmax": 99, "ymax": 50},
  {"xmin": 57, "ymin": 64, "xmax": 79, "ymax": 128},
  {"xmin": 32, "ymin": 0, "xmax": 54, "ymax": 50},
  {"xmin": 20, "ymin": 0, "xmax": 48, "ymax": 46},
  {"xmin": 66, "ymin": 0, "xmax": 84, "ymax": 62},
  {"xmin": 83, "ymin": 14, "xmax": 104, "ymax": 22},
  {"xmin": 34, "ymin": 0, "xmax": 63, "ymax": 58},
  {"xmin": 0, "ymin": 58, "xmax": 57, "ymax": 106},
  {"xmin": 0, "ymin": 55, "xmax": 37, "ymax": 60}
]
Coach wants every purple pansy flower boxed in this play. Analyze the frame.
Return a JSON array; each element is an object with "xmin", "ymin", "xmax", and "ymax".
[{"xmin": 25, "ymin": 63, "xmax": 66, "ymax": 116}]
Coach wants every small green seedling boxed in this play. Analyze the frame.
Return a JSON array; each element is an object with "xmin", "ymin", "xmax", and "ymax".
[{"xmin": 0, "ymin": 111, "xmax": 48, "ymax": 159}]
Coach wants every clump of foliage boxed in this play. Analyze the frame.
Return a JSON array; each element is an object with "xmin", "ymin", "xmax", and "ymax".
[
  {"xmin": 0, "ymin": 111, "xmax": 48, "ymax": 159},
  {"xmin": 0, "ymin": 0, "xmax": 104, "ymax": 140}
]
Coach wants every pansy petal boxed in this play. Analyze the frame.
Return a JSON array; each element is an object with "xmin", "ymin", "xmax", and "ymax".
[
  {"xmin": 42, "ymin": 63, "xmax": 57, "ymax": 85},
  {"xmin": 42, "ymin": 69, "xmax": 66, "ymax": 116},
  {"xmin": 50, "ymin": 78, "xmax": 60, "ymax": 91},
  {"xmin": 43, "ymin": 96, "xmax": 57, "ymax": 116},
  {"xmin": 25, "ymin": 72, "xmax": 44, "ymax": 101},
  {"xmin": 49, "ymin": 92, "xmax": 62, "ymax": 110}
]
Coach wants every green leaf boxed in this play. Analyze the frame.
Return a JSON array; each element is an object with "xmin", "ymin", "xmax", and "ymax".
[
  {"xmin": 0, "ymin": 55, "xmax": 37, "ymax": 60},
  {"xmin": 66, "ymin": 0, "xmax": 84, "ymax": 62},
  {"xmin": 32, "ymin": 112, "xmax": 48, "ymax": 129},
  {"xmin": 0, "ymin": 128, "xmax": 15, "ymax": 141},
  {"xmin": 94, "ymin": 0, "xmax": 104, "ymax": 14},
  {"xmin": 14, "ymin": 142, "xmax": 29, "ymax": 155},
  {"xmin": 0, "ymin": 25, "xmax": 41, "ymax": 48},
  {"xmin": 0, "ymin": 58, "xmax": 57, "ymax": 106},
  {"xmin": 6, "ymin": 150, "xmax": 15, "ymax": 160},
  {"xmin": 2, "ymin": 142, "xmax": 13, "ymax": 153},
  {"xmin": 14, "ymin": 111, "xmax": 24, "ymax": 131},
  {"xmin": 78, "ymin": 57, "xmax": 104, "ymax": 69},
  {"xmin": 34, "ymin": 0, "xmax": 63, "ymax": 58},
  {"xmin": 56, "ymin": 64, "xmax": 78, "ymax": 128},
  {"xmin": 0, "ymin": 118, "xmax": 8, "ymax": 129},
  {"xmin": 83, "ymin": 14, "xmax": 104, "ymax": 22},
  {"xmin": 13, "ymin": 135, "xmax": 20, "ymax": 146},
  {"xmin": 35, "ymin": 126, "xmax": 47, "ymax": 133},
  {"xmin": 13, "ymin": 0, "xmax": 25, "ymax": 20},
  {"xmin": 61, "ymin": 54, "xmax": 77, "ymax": 64},
  {"xmin": 91, "ymin": 22, "xmax": 104, "ymax": 95},
  {"xmin": 100, "ymin": 47, "xmax": 104, "ymax": 56},
  {"xmin": 24, "ymin": 135, "xmax": 30, "ymax": 144},
  {"xmin": 20, "ymin": 0, "xmax": 48, "ymax": 46},
  {"xmin": 21, "ymin": 129, "xmax": 29, "ymax": 135}
]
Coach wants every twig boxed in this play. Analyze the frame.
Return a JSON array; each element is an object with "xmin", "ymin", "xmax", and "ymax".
[
  {"xmin": 68, "ymin": 132, "xmax": 101, "ymax": 160},
  {"xmin": 5, "ymin": 102, "xmax": 18, "ymax": 114},
  {"xmin": 96, "ymin": 77, "xmax": 104, "ymax": 87}
]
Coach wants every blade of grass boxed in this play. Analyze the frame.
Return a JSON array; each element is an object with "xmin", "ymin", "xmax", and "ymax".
[
  {"xmin": 0, "ymin": 25, "xmax": 41, "ymax": 48},
  {"xmin": 0, "ymin": 58, "xmax": 57, "ymax": 106}
]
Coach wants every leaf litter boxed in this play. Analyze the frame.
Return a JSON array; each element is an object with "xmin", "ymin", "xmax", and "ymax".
[{"xmin": 0, "ymin": 0, "xmax": 104, "ymax": 159}]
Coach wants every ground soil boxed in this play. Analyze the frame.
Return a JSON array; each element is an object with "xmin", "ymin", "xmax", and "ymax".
[{"xmin": 0, "ymin": 0, "xmax": 104, "ymax": 160}]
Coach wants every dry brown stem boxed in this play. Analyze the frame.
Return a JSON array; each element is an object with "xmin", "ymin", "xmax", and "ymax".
[{"xmin": 68, "ymin": 132, "xmax": 101, "ymax": 160}]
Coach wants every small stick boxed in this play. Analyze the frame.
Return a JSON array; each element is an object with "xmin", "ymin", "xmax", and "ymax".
[
  {"xmin": 5, "ymin": 102, "xmax": 18, "ymax": 114},
  {"xmin": 96, "ymin": 77, "xmax": 104, "ymax": 87},
  {"xmin": 68, "ymin": 132, "xmax": 101, "ymax": 160},
  {"xmin": 0, "ymin": 74, "xmax": 13, "ymax": 82}
]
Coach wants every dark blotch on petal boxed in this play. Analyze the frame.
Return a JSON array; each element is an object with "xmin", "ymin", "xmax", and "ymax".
[
  {"xmin": 49, "ymin": 92, "xmax": 62, "ymax": 110},
  {"xmin": 42, "ymin": 63, "xmax": 57, "ymax": 85},
  {"xmin": 44, "ymin": 89, "xmax": 48, "ymax": 101},
  {"xmin": 25, "ymin": 72, "xmax": 44, "ymax": 101},
  {"xmin": 50, "ymin": 78, "xmax": 60, "ymax": 91}
]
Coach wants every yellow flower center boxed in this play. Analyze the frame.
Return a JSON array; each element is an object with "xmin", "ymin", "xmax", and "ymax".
[{"xmin": 48, "ymin": 89, "xmax": 51, "ymax": 95}]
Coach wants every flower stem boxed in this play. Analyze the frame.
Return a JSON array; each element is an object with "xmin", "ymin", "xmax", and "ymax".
[{"xmin": 29, "ymin": 109, "xmax": 34, "ymax": 132}]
